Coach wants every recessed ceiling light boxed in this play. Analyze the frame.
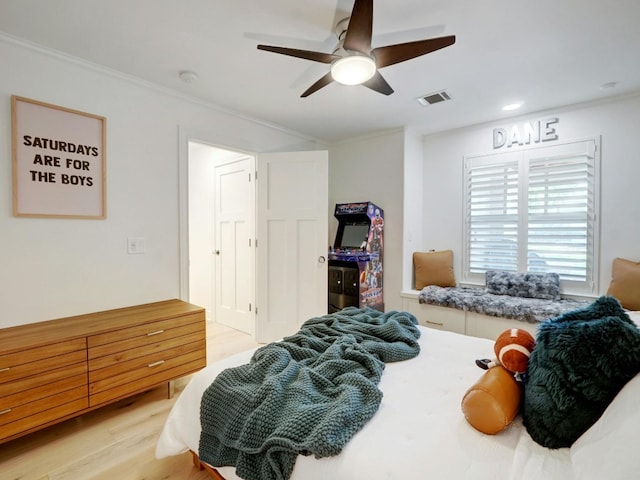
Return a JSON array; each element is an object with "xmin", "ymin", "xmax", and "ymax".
[{"xmin": 502, "ymin": 102, "xmax": 523, "ymax": 111}]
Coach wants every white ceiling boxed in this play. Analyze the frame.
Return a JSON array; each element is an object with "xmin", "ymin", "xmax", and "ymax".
[{"xmin": 1, "ymin": 0, "xmax": 639, "ymax": 144}]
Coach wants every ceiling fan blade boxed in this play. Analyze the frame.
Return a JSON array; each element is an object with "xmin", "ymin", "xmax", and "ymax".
[
  {"xmin": 247, "ymin": 32, "xmax": 333, "ymax": 53},
  {"xmin": 372, "ymin": 24, "xmax": 445, "ymax": 48},
  {"xmin": 257, "ymin": 45, "xmax": 339, "ymax": 64},
  {"xmin": 371, "ymin": 35, "xmax": 456, "ymax": 68},
  {"xmin": 301, "ymin": 72, "xmax": 334, "ymax": 97},
  {"xmin": 362, "ymin": 71, "xmax": 394, "ymax": 95},
  {"xmin": 343, "ymin": 0, "xmax": 373, "ymax": 54}
]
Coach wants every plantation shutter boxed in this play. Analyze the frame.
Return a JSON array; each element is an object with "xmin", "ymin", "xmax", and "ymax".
[
  {"xmin": 466, "ymin": 153, "xmax": 520, "ymax": 274},
  {"xmin": 525, "ymin": 140, "xmax": 597, "ymax": 283},
  {"xmin": 464, "ymin": 139, "xmax": 598, "ymax": 294}
]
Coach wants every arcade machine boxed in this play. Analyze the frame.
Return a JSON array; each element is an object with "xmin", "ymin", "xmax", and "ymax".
[{"xmin": 328, "ymin": 202, "xmax": 383, "ymax": 313}]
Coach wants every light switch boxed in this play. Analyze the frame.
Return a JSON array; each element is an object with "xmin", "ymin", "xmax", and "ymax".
[{"xmin": 127, "ymin": 237, "xmax": 146, "ymax": 254}]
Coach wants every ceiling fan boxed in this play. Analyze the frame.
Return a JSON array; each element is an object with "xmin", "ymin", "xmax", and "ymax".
[{"xmin": 257, "ymin": 0, "xmax": 456, "ymax": 97}]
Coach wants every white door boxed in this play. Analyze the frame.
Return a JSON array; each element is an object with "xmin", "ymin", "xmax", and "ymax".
[
  {"xmin": 214, "ymin": 157, "xmax": 254, "ymax": 335},
  {"xmin": 256, "ymin": 151, "xmax": 328, "ymax": 343}
]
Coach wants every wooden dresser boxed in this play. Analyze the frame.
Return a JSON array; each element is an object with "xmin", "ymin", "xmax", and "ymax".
[{"xmin": 0, "ymin": 299, "xmax": 206, "ymax": 444}]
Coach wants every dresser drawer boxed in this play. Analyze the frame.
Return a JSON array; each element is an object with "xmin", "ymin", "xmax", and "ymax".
[
  {"xmin": 1, "ymin": 363, "xmax": 88, "ymax": 400},
  {"xmin": 88, "ymin": 344, "xmax": 205, "ymax": 406},
  {"xmin": 87, "ymin": 312, "xmax": 203, "ymax": 350},
  {"xmin": 0, "ymin": 339, "xmax": 87, "ymax": 384},
  {"xmin": 88, "ymin": 318, "xmax": 203, "ymax": 363},
  {"xmin": 0, "ymin": 398, "xmax": 88, "ymax": 440},
  {"xmin": 89, "ymin": 338, "xmax": 205, "ymax": 383},
  {"xmin": 89, "ymin": 330, "xmax": 203, "ymax": 370},
  {"xmin": 0, "ymin": 339, "xmax": 88, "ymax": 442},
  {"xmin": 0, "ymin": 382, "xmax": 87, "ymax": 428}
]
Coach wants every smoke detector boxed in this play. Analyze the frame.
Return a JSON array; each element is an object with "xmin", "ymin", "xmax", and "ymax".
[
  {"xmin": 179, "ymin": 70, "xmax": 199, "ymax": 84},
  {"xmin": 417, "ymin": 90, "xmax": 451, "ymax": 106}
]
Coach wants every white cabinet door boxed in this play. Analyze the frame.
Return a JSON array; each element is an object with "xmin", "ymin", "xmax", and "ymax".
[
  {"xmin": 256, "ymin": 151, "xmax": 328, "ymax": 343},
  {"xmin": 214, "ymin": 158, "xmax": 254, "ymax": 335}
]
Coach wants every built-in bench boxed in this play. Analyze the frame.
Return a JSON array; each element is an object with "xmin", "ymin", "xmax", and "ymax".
[
  {"xmin": 418, "ymin": 285, "xmax": 589, "ymax": 324},
  {"xmin": 402, "ymin": 271, "xmax": 591, "ymax": 340}
]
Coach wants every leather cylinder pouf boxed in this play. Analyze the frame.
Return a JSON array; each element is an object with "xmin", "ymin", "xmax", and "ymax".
[{"xmin": 461, "ymin": 365, "xmax": 522, "ymax": 434}]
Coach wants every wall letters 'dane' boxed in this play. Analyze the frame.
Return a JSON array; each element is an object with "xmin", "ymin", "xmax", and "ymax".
[{"xmin": 493, "ymin": 117, "xmax": 559, "ymax": 149}]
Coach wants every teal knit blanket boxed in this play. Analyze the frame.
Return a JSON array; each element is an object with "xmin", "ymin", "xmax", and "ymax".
[{"xmin": 198, "ymin": 308, "xmax": 421, "ymax": 480}]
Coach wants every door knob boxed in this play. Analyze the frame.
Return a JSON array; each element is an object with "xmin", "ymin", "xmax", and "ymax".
[
  {"xmin": 318, "ymin": 256, "xmax": 326, "ymax": 263},
  {"xmin": 215, "ymin": 250, "xmax": 220, "ymax": 255}
]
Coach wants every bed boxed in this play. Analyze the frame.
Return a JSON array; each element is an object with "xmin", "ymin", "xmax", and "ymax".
[{"xmin": 156, "ymin": 307, "xmax": 640, "ymax": 480}]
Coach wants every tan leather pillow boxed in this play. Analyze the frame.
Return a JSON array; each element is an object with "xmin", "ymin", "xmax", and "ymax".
[
  {"xmin": 461, "ymin": 366, "xmax": 522, "ymax": 435},
  {"xmin": 413, "ymin": 250, "xmax": 456, "ymax": 289},
  {"xmin": 607, "ymin": 257, "xmax": 640, "ymax": 310}
]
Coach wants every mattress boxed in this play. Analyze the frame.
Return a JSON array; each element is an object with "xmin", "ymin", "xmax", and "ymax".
[{"xmin": 156, "ymin": 314, "xmax": 640, "ymax": 480}]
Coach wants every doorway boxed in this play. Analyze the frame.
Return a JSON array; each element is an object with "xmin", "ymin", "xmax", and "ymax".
[
  {"xmin": 182, "ymin": 136, "xmax": 329, "ymax": 343},
  {"xmin": 188, "ymin": 141, "xmax": 255, "ymax": 335}
]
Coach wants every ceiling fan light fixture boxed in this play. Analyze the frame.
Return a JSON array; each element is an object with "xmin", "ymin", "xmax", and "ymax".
[
  {"xmin": 331, "ymin": 55, "xmax": 376, "ymax": 86},
  {"xmin": 255, "ymin": 0, "xmax": 456, "ymax": 97}
]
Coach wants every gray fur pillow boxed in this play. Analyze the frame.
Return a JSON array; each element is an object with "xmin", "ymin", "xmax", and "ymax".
[{"xmin": 485, "ymin": 270, "xmax": 560, "ymax": 300}]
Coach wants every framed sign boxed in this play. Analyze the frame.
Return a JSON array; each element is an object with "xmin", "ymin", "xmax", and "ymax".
[{"xmin": 12, "ymin": 96, "xmax": 106, "ymax": 218}]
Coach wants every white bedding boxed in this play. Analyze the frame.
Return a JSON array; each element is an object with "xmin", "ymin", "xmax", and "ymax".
[{"xmin": 157, "ymin": 314, "xmax": 640, "ymax": 480}]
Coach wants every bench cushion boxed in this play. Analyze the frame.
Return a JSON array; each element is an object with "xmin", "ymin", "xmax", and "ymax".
[{"xmin": 418, "ymin": 285, "xmax": 588, "ymax": 324}]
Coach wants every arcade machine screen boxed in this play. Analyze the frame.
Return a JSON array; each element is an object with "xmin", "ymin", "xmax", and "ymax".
[{"xmin": 339, "ymin": 223, "xmax": 370, "ymax": 249}]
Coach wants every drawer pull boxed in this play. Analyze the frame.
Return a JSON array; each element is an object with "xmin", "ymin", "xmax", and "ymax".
[
  {"xmin": 146, "ymin": 330, "xmax": 165, "ymax": 337},
  {"xmin": 148, "ymin": 360, "xmax": 165, "ymax": 368},
  {"xmin": 0, "ymin": 408, "xmax": 11, "ymax": 415},
  {"xmin": 0, "ymin": 367, "xmax": 10, "ymax": 373},
  {"xmin": 426, "ymin": 320, "xmax": 444, "ymax": 327}
]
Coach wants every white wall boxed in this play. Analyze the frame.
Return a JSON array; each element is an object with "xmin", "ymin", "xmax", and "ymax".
[
  {"xmin": 0, "ymin": 36, "xmax": 318, "ymax": 328},
  {"xmin": 402, "ymin": 129, "xmax": 424, "ymax": 292},
  {"xmin": 6, "ymin": 36, "xmax": 636, "ymax": 329},
  {"xmin": 328, "ymin": 130, "xmax": 405, "ymax": 311},
  {"xmin": 419, "ymin": 94, "xmax": 640, "ymax": 296}
]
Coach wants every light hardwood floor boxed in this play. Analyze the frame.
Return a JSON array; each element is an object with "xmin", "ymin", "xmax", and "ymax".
[{"xmin": 0, "ymin": 322, "xmax": 260, "ymax": 480}]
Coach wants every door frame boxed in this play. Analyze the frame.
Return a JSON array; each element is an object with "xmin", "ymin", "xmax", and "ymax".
[
  {"xmin": 179, "ymin": 127, "xmax": 329, "ymax": 342},
  {"xmin": 177, "ymin": 126, "xmax": 256, "ymax": 316}
]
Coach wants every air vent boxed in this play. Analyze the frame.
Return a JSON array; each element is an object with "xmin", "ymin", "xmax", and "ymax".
[{"xmin": 417, "ymin": 90, "xmax": 451, "ymax": 106}]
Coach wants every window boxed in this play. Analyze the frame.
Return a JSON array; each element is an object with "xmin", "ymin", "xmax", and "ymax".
[{"xmin": 463, "ymin": 139, "xmax": 599, "ymax": 295}]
